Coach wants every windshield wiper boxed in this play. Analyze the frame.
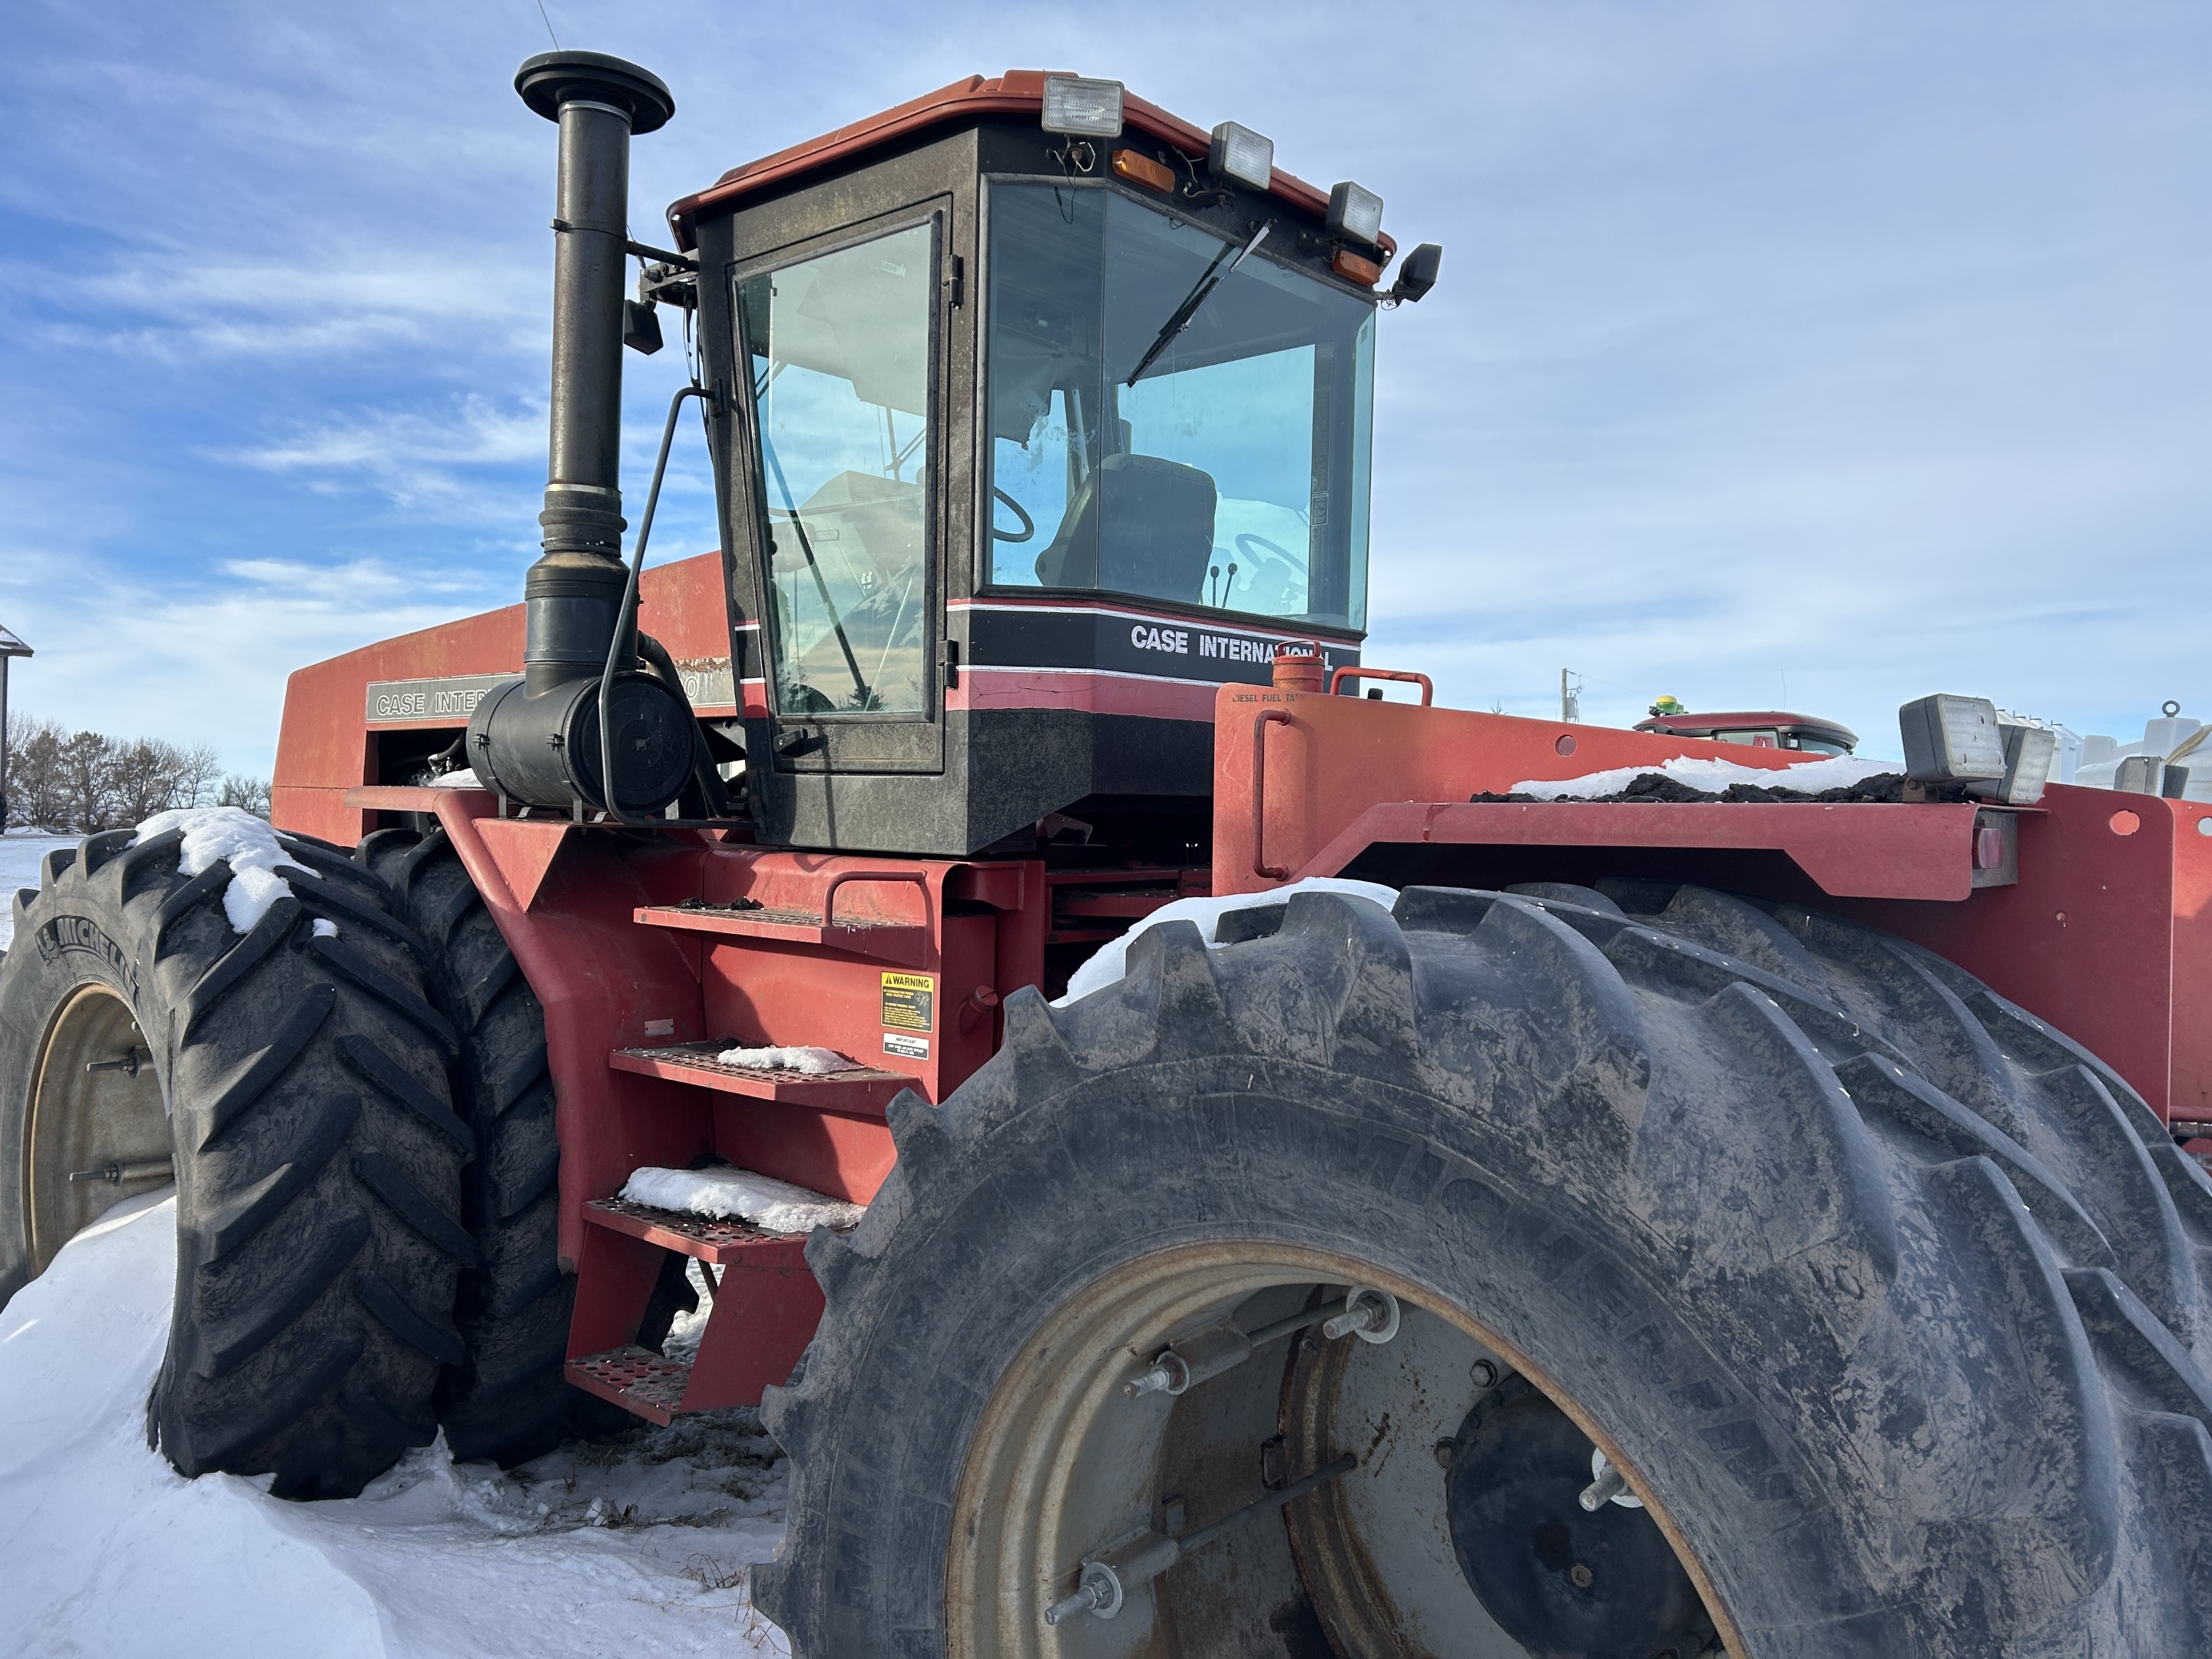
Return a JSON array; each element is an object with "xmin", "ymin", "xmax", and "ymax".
[{"xmin": 1125, "ymin": 222, "xmax": 1271, "ymax": 387}]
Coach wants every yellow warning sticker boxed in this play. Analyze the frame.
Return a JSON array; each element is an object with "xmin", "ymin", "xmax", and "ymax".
[{"xmin": 880, "ymin": 971, "xmax": 935, "ymax": 1033}]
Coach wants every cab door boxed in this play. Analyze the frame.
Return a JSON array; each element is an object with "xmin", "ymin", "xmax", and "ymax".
[{"xmin": 735, "ymin": 205, "xmax": 949, "ymax": 779}]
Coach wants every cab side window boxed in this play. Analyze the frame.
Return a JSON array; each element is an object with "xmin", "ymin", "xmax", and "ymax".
[{"xmin": 740, "ymin": 220, "xmax": 937, "ymax": 716}]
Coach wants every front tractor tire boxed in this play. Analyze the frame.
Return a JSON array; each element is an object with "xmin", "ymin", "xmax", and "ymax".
[
  {"xmin": 758, "ymin": 883, "xmax": 2212, "ymax": 1658},
  {"xmin": 0, "ymin": 826, "xmax": 473, "ymax": 1498}
]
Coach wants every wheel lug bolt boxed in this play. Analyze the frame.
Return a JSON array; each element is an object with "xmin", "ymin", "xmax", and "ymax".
[{"xmin": 1579, "ymin": 1461, "xmax": 1630, "ymax": 1511}]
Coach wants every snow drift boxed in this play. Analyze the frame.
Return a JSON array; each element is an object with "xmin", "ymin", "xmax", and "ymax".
[{"xmin": 0, "ymin": 1192, "xmax": 793, "ymax": 1657}]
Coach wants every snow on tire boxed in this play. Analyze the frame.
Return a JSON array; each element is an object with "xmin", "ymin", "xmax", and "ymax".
[
  {"xmin": 756, "ymin": 883, "xmax": 2212, "ymax": 1657},
  {"xmin": 0, "ymin": 818, "xmax": 473, "ymax": 1499}
]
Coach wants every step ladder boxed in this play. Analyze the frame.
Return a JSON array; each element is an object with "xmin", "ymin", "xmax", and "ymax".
[
  {"xmin": 565, "ymin": 1196, "xmax": 832, "ymax": 1424},
  {"xmin": 563, "ymin": 1041, "xmax": 906, "ymax": 1424}
]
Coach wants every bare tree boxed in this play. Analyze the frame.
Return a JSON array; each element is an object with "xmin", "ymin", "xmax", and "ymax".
[
  {"xmin": 2, "ymin": 716, "xmax": 243, "ymax": 831},
  {"xmin": 107, "ymin": 738, "xmax": 224, "ymax": 824},
  {"xmin": 5, "ymin": 717, "xmax": 68, "ymax": 830},
  {"xmin": 217, "ymin": 774, "xmax": 273, "ymax": 818},
  {"xmin": 175, "ymin": 742, "xmax": 223, "ymax": 811}
]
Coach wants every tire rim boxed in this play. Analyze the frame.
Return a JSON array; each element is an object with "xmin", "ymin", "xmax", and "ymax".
[
  {"xmin": 946, "ymin": 1241, "xmax": 1739, "ymax": 1658},
  {"xmin": 25, "ymin": 985, "xmax": 172, "ymax": 1273}
]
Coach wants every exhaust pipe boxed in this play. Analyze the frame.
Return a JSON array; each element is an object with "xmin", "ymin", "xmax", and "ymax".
[{"xmin": 468, "ymin": 51, "xmax": 694, "ymax": 816}]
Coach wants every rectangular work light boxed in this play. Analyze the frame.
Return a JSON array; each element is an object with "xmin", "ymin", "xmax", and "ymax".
[
  {"xmin": 1989, "ymin": 720, "xmax": 2058, "ymax": 805},
  {"xmin": 1327, "ymin": 180, "xmax": 1384, "ymax": 247},
  {"xmin": 1209, "ymin": 121, "xmax": 1274, "ymax": 190},
  {"xmin": 1042, "ymin": 75, "xmax": 1125, "ymax": 137},
  {"xmin": 1899, "ymin": 694, "xmax": 2007, "ymax": 785}
]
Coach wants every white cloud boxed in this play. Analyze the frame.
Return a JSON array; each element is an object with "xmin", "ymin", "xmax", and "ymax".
[
  {"xmin": 0, "ymin": 553, "xmax": 509, "ymax": 777},
  {"xmin": 216, "ymin": 556, "xmax": 486, "ymax": 599},
  {"xmin": 231, "ymin": 399, "xmax": 541, "ymax": 472},
  {"xmin": 1, "ymin": 0, "xmax": 2207, "ymax": 784}
]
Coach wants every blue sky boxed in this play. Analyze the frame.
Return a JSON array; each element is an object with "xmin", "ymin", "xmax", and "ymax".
[{"xmin": 1, "ymin": 1, "xmax": 2207, "ymax": 773}]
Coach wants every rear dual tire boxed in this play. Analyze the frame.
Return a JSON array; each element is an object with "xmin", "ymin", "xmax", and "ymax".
[
  {"xmin": 759, "ymin": 882, "xmax": 2212, "ymax": 1657},
  {"xmin": 359, "ymin": 826, "xmax": 693, "ymax": 1465},
  {"xmin": 0, "ymin": 825, "xmax": 473, "ymax": 1498}
]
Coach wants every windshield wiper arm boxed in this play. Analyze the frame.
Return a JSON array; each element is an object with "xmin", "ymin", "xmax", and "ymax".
[{"xmin": 1125, "ymin": 222, "xmax": 1271, "ymax": 387}]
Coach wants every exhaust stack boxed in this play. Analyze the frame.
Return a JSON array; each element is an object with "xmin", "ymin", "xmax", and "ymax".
[
  {"xmin": 516, "ymin": 51, "xmax": 672, "ymax": 693},
  {"xmin": 469, "ymin": 52, "xmax": 693, "ymax": 816}
]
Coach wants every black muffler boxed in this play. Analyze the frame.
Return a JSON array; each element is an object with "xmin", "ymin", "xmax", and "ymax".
[{"xmin": 469, "ymin": 51, "xmax": 694, "ymax": 816}]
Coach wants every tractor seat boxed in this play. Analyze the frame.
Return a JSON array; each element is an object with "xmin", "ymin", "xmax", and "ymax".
[{"xmin": 1033, "ymin": 454, "xmax": 1217, "ymax": 605}]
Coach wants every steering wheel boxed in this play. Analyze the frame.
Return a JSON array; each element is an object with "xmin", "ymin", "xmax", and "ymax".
[
  {"xmin": 1234, "ymin": 531, "xmax": 1296, "ymax": 566},
  {"xmin": 992, "ymin": 487, "xmax": 1036, "ymax": 544}
]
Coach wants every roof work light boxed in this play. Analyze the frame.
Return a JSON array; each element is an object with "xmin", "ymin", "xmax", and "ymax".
[
  {"xmin": 1209, "ymin": 121, "xmax": 1274, "ymax": 190},
  {"xmin": 1042, "ymin": 75, "xmax": 1125, "ymax": 137},
  {"xmin": 1327, "ymin": 180, "xmax": 1384, "ymax": 246},
  {"xmin": 1899, "ymin": 694, "xmax": 2052, "ymax": 803}
]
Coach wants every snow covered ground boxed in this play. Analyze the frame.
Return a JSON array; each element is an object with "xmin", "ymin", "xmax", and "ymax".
[
  {"xmin": 0, "ymin": 1192, "xmax": 794, "ymax": 1657},
  {"xmin": 1, "ymin": 828, "xmax": 79, "ymax": 952}
]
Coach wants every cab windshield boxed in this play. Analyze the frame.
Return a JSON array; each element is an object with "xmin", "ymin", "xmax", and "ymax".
[{"xmin": 986, "ymin": 183, "xmax": 1375, "ymax": 630}]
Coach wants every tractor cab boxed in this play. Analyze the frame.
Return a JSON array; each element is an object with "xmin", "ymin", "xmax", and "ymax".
[{"xmin": 664, "ymin": 74, "xmax": 1435, "ymax": 856}]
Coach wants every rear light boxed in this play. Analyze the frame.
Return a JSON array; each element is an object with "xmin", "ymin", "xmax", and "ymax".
[
  {"xmin": 1331, "ymin": 247, "xmax": 1382, "ymax": 286},
  {"xmin": 1326, "ymin": 180, "xmax": 1384, "ymax": 246},
  {"xmin": 1899, "ymin": 694, "xmax": 2056, "ymax": 804},
  {"xmin": 1991, "ymin": 722, "xmax": 2058, "ymax": 805},
  {"xmin": 1111, "ymin": 148, "xmax": 1177, "ymax": 194},
  {"xmin": 1208, "ymin": 121, "xmax": 1274, "ymax": 190},
  {"xmin": 1899, "ymin": 694, "xmax": 2006, "ymax": 785},
  {"xmin": 1042, "ymin": 75, "xmax": 1125, "ymax": 137}
]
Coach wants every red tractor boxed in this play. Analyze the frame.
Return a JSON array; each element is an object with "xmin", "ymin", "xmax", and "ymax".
[
  {"xmin": 1634, "ymin": 707, "xmax": 1860, "ymax": 757},
  {"xmin": 7, "ymin": 52, "xmax": 2211, "ymax": 1659}
]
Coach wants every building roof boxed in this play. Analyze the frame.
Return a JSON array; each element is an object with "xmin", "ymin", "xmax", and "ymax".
[{"xmin": 0, "ymin": 624, "xmax": 31, "ymax": 657}]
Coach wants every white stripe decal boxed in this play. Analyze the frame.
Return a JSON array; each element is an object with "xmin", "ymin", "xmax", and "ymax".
[
  {"xmin": 951, "ymin": 597, "xmax": 1357, "ymax": 638},
  {"xmin": 960, "ymin": 664, "xmax": 1243, "ymax": 691}
]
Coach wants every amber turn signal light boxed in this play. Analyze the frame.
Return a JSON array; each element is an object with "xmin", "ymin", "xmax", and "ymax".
[
  {"xmin": 1111, "ymin": 148, "xmax": 1178, "ymax": 194},
  {"xmin": 1331, "ymin": 247, "xmax": 1382, "ymax": 286}
]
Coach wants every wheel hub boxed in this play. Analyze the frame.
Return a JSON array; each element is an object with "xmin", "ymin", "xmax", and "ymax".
[
  {"xmin": 25, "ymin": 985, "xmax": 171, "ymax": 1273},
  {"xmin": 947, "ymin": 1241, "xmax": 1729, "ymax": 1659},
  {"xmin": 1446, "ymin": 1378, "xmax": 1714, "ymax": 1659}
]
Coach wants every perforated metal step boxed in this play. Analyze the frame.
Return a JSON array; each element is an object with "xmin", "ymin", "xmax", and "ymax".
[
  {"xmin": 633, "ymin": 901, "xmax": 929, "ymax": 966},
  {"xmin": 565, "ymin": 1343, "xmax": 692, "ymax": 1425},
  {"xmin": 584, "ymin": 1196, "xmax": 812, "ymax": 1264},
  {"xmin": 608, "ymin": 1040, "xmax": 911, "ymax": 1114}
]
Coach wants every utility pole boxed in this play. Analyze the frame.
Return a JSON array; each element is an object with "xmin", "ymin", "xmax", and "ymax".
[
  {"xmin": 1561, "ymin": 669, "xmax": 1581, "ymax": 724},
  {"xmin": 0, "ymin": 624, "xmax": 31, "ymax": 833}
]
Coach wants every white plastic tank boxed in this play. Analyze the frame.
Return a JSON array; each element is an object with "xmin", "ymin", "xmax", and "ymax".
[{"xmin": 2069, "ymin": 704, "xmax": 2211, "ymax": 803}]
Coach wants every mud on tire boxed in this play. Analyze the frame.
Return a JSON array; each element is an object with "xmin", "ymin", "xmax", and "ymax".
[
  {"xmin": 0, "ymin": 825, "xmax": 473, "ymax": 1499},
  {"xmin": 757, "ymin": 882, "xmax": 2212, "ymax": 1658}
]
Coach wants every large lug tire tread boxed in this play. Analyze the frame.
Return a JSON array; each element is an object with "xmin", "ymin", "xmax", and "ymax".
[
  {"xmin": 0, "ymin": 825, "xmax": 471, "ymax": 1499},
  {"xmin": 757, "ymin": 881, "xmax": 2212, "ymax": 1658},
  {"xmin": 356, "ymin": 828, "xmax": 627, "ymax": 1465}
]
